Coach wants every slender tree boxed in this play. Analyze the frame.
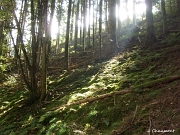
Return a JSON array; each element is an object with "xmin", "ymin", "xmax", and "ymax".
[
  {"xmin": 177, "ymin": 0, "xmax": 180, "ymax": 16},
  {"xmin": 82, "ymin": 0, "xmax": 87, "ymax": 52},
  {"xmin": 99, "ymin": 0, "xmax": 102, "ymax": 59},
  {"xmin": 116, "ymin": 0, "xmax": 121, "ymax": 37},
  {"xmin": 105, "ymin": 0, "xmax": 108, "ymax": 32},
  {"xmin": 108, "ymin": 0, "xmax": 116, "ymax": 54},
  {"xmin": 126, "ymin": 0, "xmax": 130, "ymax": 26},
  {"xmin": 161, "ymin": 0, "xmax": 167, "ymax": 35},
  {"xmin": 65, "ymin": 0, "xmax": 72, "ymax": 70},
  {"xmin": 70, "ymin": 1, "xmax": 75, "ymax": 45},
  {"xmin": 92, "ymin": 0, "xmax": 95, "ymax": 52},
  {"xmin": 56, "ymin": 1, "xmax": 63, "ymax": 53},
  {"xmin": 169, "ymin": 0, "xmax": 172, "ymax": 15},
  {"xmin": 145, "ymin": 0, "xmax": 156, "ymax": 46},
  {"xmin": 80, "ymin": 0, "xmax": 83, "ymax": 46},
  {"xmin": 95, "ymin": 0, "xmax": 99, "ymax": 34},
  {"xmin": 133, "ymin": 0, "xmax": 136, "ymax": 27},
  {"xmin": 10, "ymin": 0, "xmax": 55, "ymax": 102},
  {"xmin": 74, "ymin": 0, "xmax": 80, "ymax": 51},
  {"xmin": 87, "ymin": 0, "xmax": 91, "ymax": 49},
  {"xmin": 0, "ymin": 21, "xmax": 4, "ymax": 55}
]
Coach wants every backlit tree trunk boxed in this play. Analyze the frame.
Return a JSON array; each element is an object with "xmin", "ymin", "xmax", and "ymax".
[
  {"xmin": 74, "ymin": 0, "xmax": 80, "ymax": 51},
  {"xmin": 87, "ymin": 0, "xmax": 91, "ymax": 49},
  {"xmin": 105, "ymin": 0, "xmax": 108, "ymax": 32},
  {"xmin": 99, "ymin": 0, "xmax": 102, "ymax": 59},
  {"xmin": 82, "ymin": 0, "xmax": 87, "ymax": 52},
  {"xmin": 108, "ymin": 0, "xmax": 116, "ymax": 54},
  {"xmin": 116, "ymin": 0, "xmax": 121, "ymax": 38},
  {"xmin": 65, "ymin": 0, "xmax": 72, "ymax": 70},
  {"xmin": 133, "ymin": 0, "xmax": 136, "ymax": 27},
  {"xmin": 145, "ymin": 0, "xmax": 156, "ymax": 46},
  {"xmin": 126, "ymin": 0, "xmax": 130, "ymax": 26}
]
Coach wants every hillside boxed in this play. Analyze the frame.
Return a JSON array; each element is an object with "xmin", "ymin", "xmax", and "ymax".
[{"xmin": 1, "ymin": 30, "xmax": 180, "ymax": 134}]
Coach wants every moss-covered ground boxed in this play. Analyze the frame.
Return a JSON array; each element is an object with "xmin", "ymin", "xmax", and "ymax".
[{"xmin": 1, "ymin": 31, "xmax": 180, "ymax": 135}]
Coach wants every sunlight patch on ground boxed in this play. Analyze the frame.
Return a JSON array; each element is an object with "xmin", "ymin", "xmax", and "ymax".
[
  {"xmin": 66, "ymin": 57, "xmax": 126, "ymax": 105},
  {"xmin": 68, "ymin": 91, "xmax": 94, "ymax": 104},
  {"xmin": 3, "ymin": 75, "xmax": 17, "ymax": 86}
]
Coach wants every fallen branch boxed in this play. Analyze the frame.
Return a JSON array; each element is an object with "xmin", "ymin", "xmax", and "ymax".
[
  {"xmin": 51, "ymin": 89, "xmax": 133, "ymax": 111},
  {"xmin": 134, "ymin": 75, "xmax": 180, "ymax": 89},
  {"xmin": 51, "ymin": 75, "xmax": 180, "ymax": 111}
]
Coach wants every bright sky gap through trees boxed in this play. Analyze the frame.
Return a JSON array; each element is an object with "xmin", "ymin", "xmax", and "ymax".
[{"xmin": 12, "ymin": 0, "xmax": 159, "ymax": 41}]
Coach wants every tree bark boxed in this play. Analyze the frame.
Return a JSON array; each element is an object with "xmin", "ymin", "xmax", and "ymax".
[
  {"xmin": 161, "ymin": 0, "xmax": 167, "ymax": 35},
  {"xmin": 105, "ymin": 0, "xmax": 108, "ymax": 32},
  {"xmin": 87, "ymin": 0, "xmax": 91, "ymax": 49},
  {"xmin": 40, "ymin": 0, "xmax": 49, "ymax": 101},
  {"xmin": 177, "ymin": 0, "xmax": 180, "ymax": 23},
  {"xmin": 74, "ymin": 0, "xmax": 80, "ymax": 51},
  {"xmin": 82, "ymin": 0, "xmax": 87, "ymax": 52},
  {"xmin": 108, "ymin": 0, "xmax": 116, "ymax": 54},
  {"xmin": 99, "ymin": 0, "xmax": 102, "ymax": 60},
  {"xmin": 70, "ymin": 1, "xmax": 75, "ymax": 46},
  {"xmin": 92, "ymin": 0, "xmax": 95, "ymax": 52},
  {"xmin": 0, "ymin": 21, "xmax": 4, "ymax": 56},
  {"xmin": 56, "ymin": 1, "xmax": 63, "ymax": 53},
  {"xmin": 145, "ymin": 0, "xmax": 156, "ymax": 46},
  {"xmin": 65, "ymin": 0, "xmax": 72, "ymax": 70}
]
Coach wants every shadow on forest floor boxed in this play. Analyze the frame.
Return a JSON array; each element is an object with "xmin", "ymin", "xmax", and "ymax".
[{"xmin": 1, "ymin": 26, "xmax": 180, "ymax": 134}]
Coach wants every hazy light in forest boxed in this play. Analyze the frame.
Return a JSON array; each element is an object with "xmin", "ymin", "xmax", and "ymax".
[
  {"xmin": 117, "ymin": 1, "xmax": 146, "ymax": 21},
  {"xmin": 51, "ymin": 17, "xmax": 58, "ymax": 38}
]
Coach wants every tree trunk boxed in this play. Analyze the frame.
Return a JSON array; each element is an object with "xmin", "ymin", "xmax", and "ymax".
[
  {"xmin": 145, "ymin": 0, "xmax": 156, "ymax": 46},
  {"xmin": 40, "ymin": 0, "xmax": 50, "ymax": 101},
  {"xmin": 87, "ymin": 0, "xmax": 91, "ymax": 49},
  {"xmin": 161, "ymin": 0, "xmax": 167, "ymax": 35},
  {"xmin": 169, "ymin": 0, "xmax": 172, "ymax": 15},
  {"xmin": 0, "ymin": 21, "xmax": 4, "ymax": 56},
  {"xmin": 31, "ymin": 0, "xmax": 38, "ymax": 100},
  {"xmin": 56, "ymin": 1, "xmax": 63, "ymax": 53},
  {"xmin": 133, "ymin": 0, "xmax": 136, "ymax": 27},
  {"xmin": 70, "ymin": 1, "xmax": 75, "ymax": 46},
  {"xmin": 65, "ymin": 0, "xmax": 72, "ymax": 70},
  {"xmin": 126, "ymin": 0, "xmax": 130, "ymax": 26},
  {"xmin": 47, "ymin": 0, "xmax": 55, "ymax": 54},
  {"xmin": 108, "ymin": 0, "xmax": 116, "ymax": 54},
  {"xmin": 92, "ymin": 0, "xmax": 95, "ymax": 52},
  {"xmin": 95, "ymin": 0, "xmax": 99, "ymax": 34},
  {"xmin": 177, "ymin": 0, "xmax": 180, "ymax": 16},
  {"xmin": 80, "ymin": 1, "xmax": 83, "ymax": 46},
  {"xmin": 83, "ymin": 0, "xmax": 87, "ymax": 52},
  {"xmin": 99, "ymin": 0, "xmax": 102, "ymax": 59},
  {"xmin": 105, "ymin": 0, "xmax": 108, "ymax": 32},
  {"xmin": 74, "ymin": 0, "xmax": 80, "ymax": 51},
  {"xmin": 116, "ymin": 0, "xmax": 121, "ymax": 38}
]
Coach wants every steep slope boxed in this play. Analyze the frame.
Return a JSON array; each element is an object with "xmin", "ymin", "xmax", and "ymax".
[{"xmin": 1, "ymin": 32, "xmax": 180, "ymax": 134}]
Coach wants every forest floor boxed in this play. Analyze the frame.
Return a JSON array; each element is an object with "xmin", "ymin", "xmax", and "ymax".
[{"xmin": 1, "ymin": 32, "xmax": 180, "ymax": 134}]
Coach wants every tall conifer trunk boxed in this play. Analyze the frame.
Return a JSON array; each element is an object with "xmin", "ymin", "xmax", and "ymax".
[
  {"xmin": 74, "ymin": 0, "xmax": 80, "ymax": 51},
  {"xmin": 65, "ymin": 0, "xmax": 72, "ymax": 70},
  {"xmin": 108, "ymin": 0, "xmax": 116, "ymax": 54},
  {"xmin": 145, "ymin": 0, "xmax": 156, "ymax": 46},
  {"xmin": 161, "ymin": 0, "xmax": 167, "ymax": 35}
]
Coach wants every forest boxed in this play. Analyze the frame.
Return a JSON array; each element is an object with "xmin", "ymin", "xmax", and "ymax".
[{"xmin": 0, "ymin": 0, "xmax": 180, "ymax": 134}]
